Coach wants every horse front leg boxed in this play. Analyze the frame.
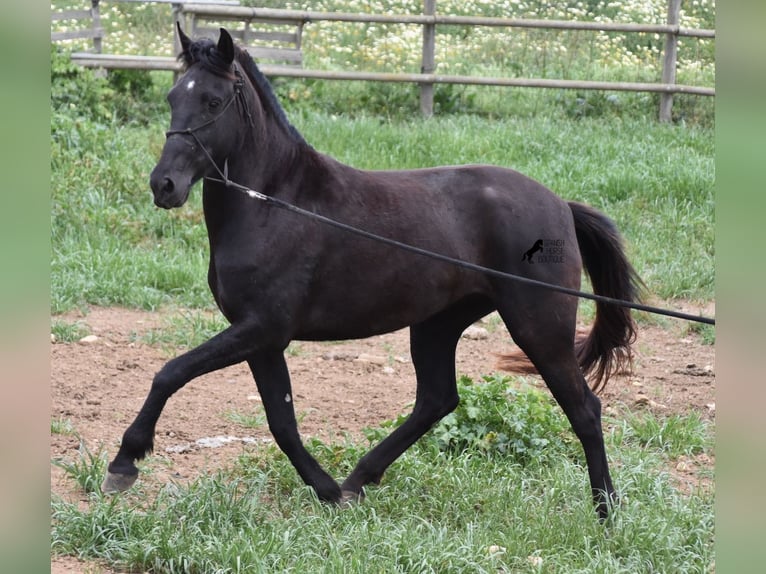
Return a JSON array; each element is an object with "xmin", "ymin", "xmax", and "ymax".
[
  {"xmin": 247, "ymin": 352, "xmax": 342, "ymax": 502},
  {"xmin": 102, "ymin": 323, "xmax": 265, "ymax": 493}
]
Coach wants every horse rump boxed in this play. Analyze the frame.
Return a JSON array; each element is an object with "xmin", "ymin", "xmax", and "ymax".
[{"xmin": 497, "ymin": 201, "xmax": 643, "ymax": 392}]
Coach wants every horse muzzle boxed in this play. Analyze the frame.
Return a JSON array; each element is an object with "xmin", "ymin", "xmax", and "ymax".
[{"xmin": 150, "ymin": 169, "xmax": 192, "ymax": 209}]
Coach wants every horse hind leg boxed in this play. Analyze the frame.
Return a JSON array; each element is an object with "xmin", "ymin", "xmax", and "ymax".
[
  {"xmin": 497, "ymin": 294, "xmax": 616, "ymax": 519},
  {"xmin": 340, "ymin": 300, "xmax": 488, "ymax": 499}
]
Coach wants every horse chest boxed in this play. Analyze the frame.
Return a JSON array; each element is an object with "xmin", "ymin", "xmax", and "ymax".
[{"xmin": 207, "ymin": 244, "xmax": 312, "ymax": 326}]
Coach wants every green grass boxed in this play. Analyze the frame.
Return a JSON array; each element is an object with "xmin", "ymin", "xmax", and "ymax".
[
  {"xmin": 49, "ymin": 4, "xmax": 714, "ymax": 570},
  {"xmin": 51, "ymin": 402, "xmax": 714, "ymax": 573},
  {"xmin": 134, "ymin": 309, "xmax": 231, "ymax": 354},
  {"xmin": 51, "ymin": 417, "xmax": 76, "ymax": 436},
  {"xmin": 684, "ymin": 321, "xmax": 716, "ymax": 345},
  {"xmin": 50, "ymin": 4, "xmax": 714, "ymax": 570},
  {"xmin": 617, "ymin": 411, "xmax": 713, "ymax": 459},
  {"xmin": 224, "ymin": 406, "xmax": 268, "ymax": 429},
  {"xmin": 52, "ymin": 441, "xmax": 108, "ymax": 495},
  {"xmin": 51, "ymin": 318, "xmax": 91, "ymax": 342}
]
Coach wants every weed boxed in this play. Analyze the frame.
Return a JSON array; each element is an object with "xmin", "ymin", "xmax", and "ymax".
[
  {"xmin": 225, "ymin": 406, "xmax": 268, "ymax": 430},
  {"xmin": 685, "ymin": 321, "xmax": 716, "ymax": 345},
  {"xmin": 51, "ymin": 319, "xmax": 91, "ymax": 343},
  {"xmin": 52, "ymin": 439, "xmax": 108, "ymax": 495},
  {"xmin": 136, "ymin": 310, "xmax": 229, "ymax": 353},
  {"xmin": 51, "ymin": 417, "xmax": 76, "ymax": 435},
  {"xmin": 616, "ymin": 411, "xmax": 713, "ymax": 458},
  {"xmin": 366, "ymin": 374, "xmax": 578, "ymax": 464},
  {"xmin": 286, "ymin": 342, "xmax": 304, "ymax": 357}
]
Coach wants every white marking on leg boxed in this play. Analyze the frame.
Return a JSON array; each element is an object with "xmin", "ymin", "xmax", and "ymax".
[{"xmin": 284, "ymin": 393, "xmax": 292, "ymax": 403}]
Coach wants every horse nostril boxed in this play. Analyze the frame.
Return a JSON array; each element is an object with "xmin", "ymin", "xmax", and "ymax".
[
  {"xmin": 150, "ymin": 171, "xmax": 176, "ymax": 197},
  {"xmin": 162, "ymin": 177, "xmax": 175, "ymax": 194}
]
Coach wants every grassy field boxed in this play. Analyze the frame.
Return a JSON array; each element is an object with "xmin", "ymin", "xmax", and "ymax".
[{"xmin": 50, "ymin": 0, "xmax": 715, "ymax": 312}]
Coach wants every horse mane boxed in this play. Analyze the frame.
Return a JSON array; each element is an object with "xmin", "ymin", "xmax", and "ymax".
[
  {"xmin": 234, "ymin": 47, "xmax": 308, "ymax": 146},
  {"xmin": 180, "ymin": 36, "xmax": 308, "ymax": 146}
]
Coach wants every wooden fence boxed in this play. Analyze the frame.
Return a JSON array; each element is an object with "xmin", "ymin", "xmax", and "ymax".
[
  {"xmin": 51, "ymin": 0, "xmax": 715, "ymax": 121},
  {"xmin": 51, "ymin": 0, "xmax": 104, "ymax": 53}
]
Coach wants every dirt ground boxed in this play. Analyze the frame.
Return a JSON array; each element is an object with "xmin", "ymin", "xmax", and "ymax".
[{"xmin": 50, "ymin": 303, "xmax": 715, "ymax": 573}]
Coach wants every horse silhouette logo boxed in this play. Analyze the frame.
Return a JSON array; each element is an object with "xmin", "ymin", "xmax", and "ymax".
[{"xmin": 521, "ymin": 239, "xmax": 544, "ymax": 263}]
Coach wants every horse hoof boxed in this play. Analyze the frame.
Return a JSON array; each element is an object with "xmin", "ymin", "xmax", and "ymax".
[
  {"xmin": 339, "ymin": 489, "xmax": 364, "ymax": 506},
  {"xmin": 101, "ymin": 471, "xmax": 138, "ymax": 493}
]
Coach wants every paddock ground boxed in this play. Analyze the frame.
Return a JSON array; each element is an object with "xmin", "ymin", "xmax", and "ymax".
[{"xmin": 51, "ymin": 303, "xmax": 714, "ymax": 573}]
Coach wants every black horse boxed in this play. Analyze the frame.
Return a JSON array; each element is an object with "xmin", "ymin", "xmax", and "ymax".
[{"xmin": 102, "ymin": 27, "xmax": 641, "ymax": 519}]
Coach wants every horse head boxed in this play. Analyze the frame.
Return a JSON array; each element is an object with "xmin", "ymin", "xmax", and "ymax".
[{"xmin": 150, "ymin": 25, "xmax": 253, "ymax": 208}]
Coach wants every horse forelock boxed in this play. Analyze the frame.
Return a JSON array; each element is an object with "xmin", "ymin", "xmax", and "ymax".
[{"xmin": 180, "ymin": 38, "xmax": 236, "ymax": 79}]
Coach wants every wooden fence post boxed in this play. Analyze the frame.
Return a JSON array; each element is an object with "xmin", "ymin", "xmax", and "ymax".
[
  {"xmin": 91, "ymin": 0, "xmax": 102, "ymax": 53},
  {"xmin": 420, "ymin": 0, "xmax": 436, "ymax": 116},
  {"xmin": 659, "ymin": 0, "xmax": 681, "ymax": 122}
]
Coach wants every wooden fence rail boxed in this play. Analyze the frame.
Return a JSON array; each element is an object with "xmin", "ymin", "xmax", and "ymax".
[{"xmin": 52, "ymin": 0, "xmax": 715, "ymax": 121}]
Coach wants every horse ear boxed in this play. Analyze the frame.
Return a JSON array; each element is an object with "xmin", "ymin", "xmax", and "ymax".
[
  {"xmin": 176, "ymin": 21, "xmax": 192, "ymax": 64},
  {"xmin": 217, "ymin": 28, "xmax": 235, "ymax": 65}
]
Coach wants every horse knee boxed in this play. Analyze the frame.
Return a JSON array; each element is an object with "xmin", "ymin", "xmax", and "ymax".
[
  {"xmin": 417, "ymin": 391, "xmax": 459, "ymax": 423},
  {"xmin": 442, "ymin": 393, "xmax": 460, "ymax": 417},
  {"xmin": 151, "ymin": 361, "xmax": 186, "ymax": 397},
  {"xmin": 266, "ymin": 419, "xmax": 301, "ymax": 451}
]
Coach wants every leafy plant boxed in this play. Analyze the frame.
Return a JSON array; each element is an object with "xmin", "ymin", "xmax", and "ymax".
[
  {"xmin": 435, "ymin": 375, "xmax": 577, "ymax": 462},
  {"xmin": 366, "ymin": 374, "xmax": 578, "ymax": 464},
  {"xmin": 51, "ymin": 45, "xmax": 117, "ymax": 124},
  {"xmin": 51, "ymin": 44, "xmax": 165, "ymax": 127}
]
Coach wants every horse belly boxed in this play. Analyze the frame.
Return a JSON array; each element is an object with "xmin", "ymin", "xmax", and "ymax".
[{"xmin": 295, "ymin": 255, "xmax": 487, "ymax": 340}]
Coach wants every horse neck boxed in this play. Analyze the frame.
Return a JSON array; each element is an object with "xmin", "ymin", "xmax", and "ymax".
[{"xmin": 227, "ymin": 78, "xmax": 309, "ymax": 196}]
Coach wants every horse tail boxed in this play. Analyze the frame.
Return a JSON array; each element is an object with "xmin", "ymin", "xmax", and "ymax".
[
  {"xmin": 497, "ymin": 201, "xmax": 642, "ymax": 393},
  {"xmin": 568, "ymin": 201, "xmax": 642, "ymax": 392}
]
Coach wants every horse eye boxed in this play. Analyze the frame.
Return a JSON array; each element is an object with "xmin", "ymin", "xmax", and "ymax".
[{"xmin": 208, "ymin": 98, "xmax": 222, "ymax": 111}]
